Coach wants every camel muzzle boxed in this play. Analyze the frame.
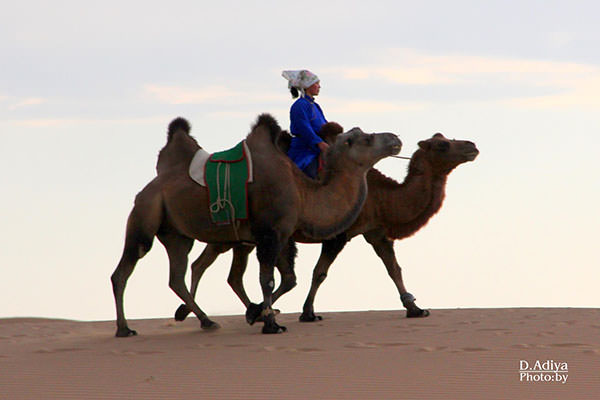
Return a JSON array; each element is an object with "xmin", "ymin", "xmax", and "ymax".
[
  {"xmin": 463, "ymin": 144, "xmax": 479, "ymax": 161},
  {"xmin": 381, "ymin": 133, "xmax": 402, "ymax": 156}
]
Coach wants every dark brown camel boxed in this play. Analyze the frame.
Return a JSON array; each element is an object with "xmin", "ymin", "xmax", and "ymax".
[
  {"xmin": 174, "ymin": 131, "xmax": 478, "ymax": 323},
  {"xmin": 110, "ymin": 114, "xmax": 401, "ymax": 336}
]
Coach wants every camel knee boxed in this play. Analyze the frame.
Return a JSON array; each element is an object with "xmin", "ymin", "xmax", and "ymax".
[
  {"xmin": 226, "ymin": 275, "xmax": 235, "ymax": 287},
  {"xmin": 110, "ymin": 270, "xmax": 123, "ymax": 287},
  {"xmin": 227, "ymin": 275, "xmax": 243, "ymax": 290},
  {"xmin": 136, "ymin": 242, "xmax": 152, "ymax": 258},
  {"xmin": 168, "ymin": 272, "xmax": 187, "ymax": 294},
  {"xmin": 190, "ymin": 262, "xmax": 211, "ymax": 282},
  {"xmin": 110, "ymin": 273, "xmax": 120, "ymax": 294},
  {"xmin": 280, "ymin": 274, "xmax": 297, "ymax": 291},
  {"xmin": 314, "ymin": 272, "xmax": 327, "ymax": 285},
  {"xmin": 260, "ymin": 276, "xmax": 275, "ymax": 291},
  {"xmin": 386, "ymin": 265, "xmax": 403, "ymax": 280},
  {"xmin": 259, "ymin": 267, "xmax": 276, "ymax": 294},
  {"xmin": 227, "ymin": 262, "xmax": 247, "ymax": 289},
  {"xmin": 111, "ymin": 249, "xmax": 140, "ymax": 289}
]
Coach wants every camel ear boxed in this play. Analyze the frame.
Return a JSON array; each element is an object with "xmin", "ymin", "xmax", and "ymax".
[{"xmin": 418, "ymin": 140, "xmax": 430, "ymax": 150}]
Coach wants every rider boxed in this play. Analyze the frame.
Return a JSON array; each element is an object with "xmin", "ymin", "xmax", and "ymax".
[{"xmin": 282, "ymin": 70, "xmax": 329, "ymax": 178}]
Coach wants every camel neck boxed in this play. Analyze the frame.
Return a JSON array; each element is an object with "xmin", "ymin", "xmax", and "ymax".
[
  {"xmin": 297, "ymin": 169, "xmax": 368, "ymax": 240},
  {"xmin": 371, "ymin": 163, "xmax": 448, "ymax": 240}
]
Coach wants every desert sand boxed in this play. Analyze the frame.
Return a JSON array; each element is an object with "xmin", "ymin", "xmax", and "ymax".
[{"xmin": 0, "ymin": 308, "xmax": 598, "ymax": 399}]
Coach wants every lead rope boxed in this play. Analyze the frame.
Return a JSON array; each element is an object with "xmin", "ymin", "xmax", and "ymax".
[{"xmin": 209, "ymin": 162, "xmax": 240, "ymax": 241}]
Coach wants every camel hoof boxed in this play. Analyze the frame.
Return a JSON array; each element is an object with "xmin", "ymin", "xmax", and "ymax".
[
  {"xmin": 401, "ymin": 293, "xmax": 429, "ymax": 318},
  {"xmin": 247, "ymin": 303, "xmax": 281, "ymax": 324},
  {"xmin": 406, "ymin": 308, "xmax": 430, "ymax": 318},
  {"xmin": 201, "ymin": 319, "xmax": 221, "ymax": 330},
  {"xmin": 299, "ymin": 312, "xmax": 323, "ymax": 322},
  {"xmin": 262, "ymin": 323, "xmax": 287, "ymax": 334},
  {"xmin": 245, "ymin": 303, "xmax": 262, "ymax": 325},
  {"xmin": 255, "ymin": 308, "xmax": 281, "ymax": 323},
  {"xmin": 115, "ymin": 327, "xmax": 137, "ymax": 337},
  {"xmin": 174, "ymin": 304, "xmax": 191, "ymax": 321}
]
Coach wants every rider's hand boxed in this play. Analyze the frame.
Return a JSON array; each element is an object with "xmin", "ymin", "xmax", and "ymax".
[{"xmin": 317, "ymin": 141, "xmax": 330, "ymax": 153}]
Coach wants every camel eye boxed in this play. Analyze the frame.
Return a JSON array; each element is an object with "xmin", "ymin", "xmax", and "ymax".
[
  {"xmin": 364, "ymin": 135, "xmax": 373, "ymax": 145},
  {"xmin": 436, "ymin": 141, "xmax": 450, "ymax": 152}
]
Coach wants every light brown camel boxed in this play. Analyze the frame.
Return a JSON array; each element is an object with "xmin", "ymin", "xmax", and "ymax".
[
  {"xmin": 174, "ymin": 131, "xmax": 478, "ymax": 324},
  {"xmin": 110, "ymin": 114, "xmax": 401, "ymax": 336}
]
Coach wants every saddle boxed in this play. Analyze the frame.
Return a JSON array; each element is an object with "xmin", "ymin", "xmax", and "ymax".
[{"xmin": 189, "ymin": 141, "xmax": 253, "ymax": 226}]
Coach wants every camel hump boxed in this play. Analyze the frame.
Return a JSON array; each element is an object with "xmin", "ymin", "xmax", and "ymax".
[
  {"xmin": 319, "ymin": 122, "xmax": 344, "ymax": 144},
  {"xmin": 251, "ymin": 113, "xmax": 282, "ymax": 144},
  {"xmin": 168, "ymin": 117, "xmax": 191, "ymax": 141}
]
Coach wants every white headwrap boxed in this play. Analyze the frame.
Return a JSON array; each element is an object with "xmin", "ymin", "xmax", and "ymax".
[{"xmin": 282, "ymin": 70, "xmax": 319, "ymax": 96}]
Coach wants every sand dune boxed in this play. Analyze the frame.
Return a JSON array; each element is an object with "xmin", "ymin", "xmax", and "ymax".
[{"xmin": 1, "ymin": 308, "xmax": 598, "ymax": 399}]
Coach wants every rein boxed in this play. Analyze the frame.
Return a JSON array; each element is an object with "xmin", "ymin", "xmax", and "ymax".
[
  {"xmin": 209, "ymin": 162, "xmax": 241, "ymax": 241},
  {"xmin": 391, "ymin": 155, "xmax": 411, "ymax": 160}
]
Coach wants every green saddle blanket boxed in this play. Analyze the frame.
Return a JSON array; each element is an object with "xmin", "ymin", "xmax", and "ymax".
[{"xmin": 205, "ymin": 141, "xmax": 250, "ymax": 224}]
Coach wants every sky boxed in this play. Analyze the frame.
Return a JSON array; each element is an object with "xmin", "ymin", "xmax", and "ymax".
[{"xmin": 1, "ymin": 1, "xmax": 599, "ymax": 322}]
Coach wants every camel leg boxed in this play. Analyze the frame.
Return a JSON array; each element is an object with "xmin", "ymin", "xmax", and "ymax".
[
  {"xmin": 272, "ymin": 239, "xmax": 298, "ymax": 303},
  {"xmin": 158, "ymin": 232, "xmax": 220, "ymax": 330},
  {"xmin": 246, "ymin": 240, "xmax": 297, "ymax": 324},
  {"xmin": 252, "ymin": 227, "xmax": 287, "ymax": 334},
  {"xmin": 111, "ymin": 244, "xmax": 146, "ymax": 337},
  {"xmin": 230, "ymin": 244, "xmax": 271, "ymax": 325},
  {"xmin": 111, "ymin": 200, "xmax": 161, "ymax": 337},
  {"xmin": 226, "ymin": 244, "xmax": 255, "ymax": 307},
  {"xmin": 174, "ymin": 243, "xmax": 233, "ymax": 322},
  {"xmin": 363, "ymin": 230, "xmax": 429, "ymax": 318},
  {"xmin": 299, "ymin": 233, "xmax": 348, "ymax": 322}
]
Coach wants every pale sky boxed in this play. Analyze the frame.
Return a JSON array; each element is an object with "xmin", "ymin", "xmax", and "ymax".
[{"xmin": 1, "ymin": 1, "xmax": 599, "ymax": 322}]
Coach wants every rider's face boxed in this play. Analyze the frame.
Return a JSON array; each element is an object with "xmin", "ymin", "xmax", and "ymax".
[{"xmin": 305, "ymin": 81, "xmax": 321, "ymax": 97}]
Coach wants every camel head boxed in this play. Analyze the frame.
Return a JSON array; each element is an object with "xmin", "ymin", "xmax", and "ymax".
[
  {"xmin": 416, "ymin": 133, "xmax": 479, "ymax": 174},
  {"xmin": 327, "ymin": 127, "xmax": 402, "ymax": 172}
]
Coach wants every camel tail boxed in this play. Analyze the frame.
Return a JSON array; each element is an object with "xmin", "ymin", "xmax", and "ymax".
[
  {"xmin": 167, "ymin": 117, "xmax": 191, "ymax": 142},
  {"xmin": 251, "ymin": 113, "xmax": 282, "ymax": 145}
]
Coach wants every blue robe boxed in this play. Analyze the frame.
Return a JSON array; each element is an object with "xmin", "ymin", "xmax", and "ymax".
[{"xmin": 287, "ymin": 96, "xmax": 327, "ymax": 173}]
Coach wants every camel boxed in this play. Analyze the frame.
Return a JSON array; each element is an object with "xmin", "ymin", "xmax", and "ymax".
[
  {"xmin": 174, "ymin": 131, "xmax": 479, "ymax": 324},
  {"xmin": 110, "ymin": 114, "xmax": 401, "ymax": 336}
]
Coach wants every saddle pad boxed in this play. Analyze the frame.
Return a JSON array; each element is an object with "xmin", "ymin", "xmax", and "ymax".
[
  {"xmin": 189, "ymin": 148, "xmax": 211, "ymax": 186},
  {"xmin": 204, "ymin": 141, "xmax": 251, "ymax": 224}
]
